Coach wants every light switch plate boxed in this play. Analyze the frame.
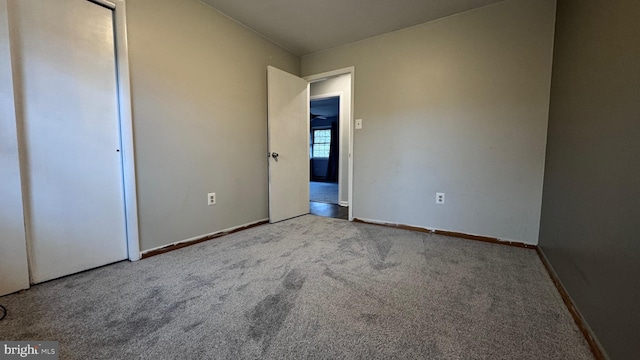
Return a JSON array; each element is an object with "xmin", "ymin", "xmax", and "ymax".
[{"xmin": 355, "ymin": 119, "xmax": 363, "ymax": 129}]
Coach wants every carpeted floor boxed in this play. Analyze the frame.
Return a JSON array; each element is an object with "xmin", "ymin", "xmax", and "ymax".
[
  {"xmin": 0, "ymin": 215, "xmax": 593, "ymax": 359},
  {"xmin": 310, "ymin": 181, "xmax": 338, "ymax": 204}
]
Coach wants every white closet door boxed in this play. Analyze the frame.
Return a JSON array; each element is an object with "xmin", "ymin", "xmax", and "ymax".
[
  {"xmin": 13, "ymin": 0, "xmax": 127, "ymax": 283},
  {"xmin": 0, "ymin": 0, "xmax": 29, "ymax": 296}
]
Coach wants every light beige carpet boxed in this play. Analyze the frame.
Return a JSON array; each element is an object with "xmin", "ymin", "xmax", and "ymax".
[{"xmin": 0, "ymin": 215, "xmax": 593, "ymax": 359}]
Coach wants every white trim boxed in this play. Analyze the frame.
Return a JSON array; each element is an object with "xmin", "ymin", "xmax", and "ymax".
[
  {"xmin": 111, "ymin": 0, "xmax": 141, "ymax": 261},
  {"xmin": 348, "ymin": 69, "xmax": 354, "ymax": 221},
  {"xmin": 141, "ymin": 218, "xmax": 270, "ymax": 255},
  {"xmin": 304, "ymin": 67, "xmax": 355, "ymax": 221},
  {"xmin": 91, "ymin": 0, "xmax": 115, "ymax": 9},
  {"xmin": 305, "ymin": 82, "xmax": 311, "ymax": 212},
  {"xmin": 304, "ymin": 67, "xmax": 354, "ymax": 83},
  {"xmin": 310, "ymin": 91, "xmax": 343, "ymax": 205}
]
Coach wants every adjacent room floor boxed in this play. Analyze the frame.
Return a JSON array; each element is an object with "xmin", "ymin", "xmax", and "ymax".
[
  {"xmin": 309, "ymin": 180, "xmax": 347, "ymax": 220},
  {"xmin": 309, "ymin": 202, "xmax": 348, "ymax": 220},
  {"xmin": 0, "ymin": 216, "xmax": 593, "ymax": 359},
  {"xmin": 309, "ymin": 181, "xmax": 338, "ymax": 204}
]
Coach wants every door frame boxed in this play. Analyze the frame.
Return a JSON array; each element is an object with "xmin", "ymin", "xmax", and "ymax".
[
  {"xmin": 106, "ymin": 0, "xmax": 141, "ymax": 261},
  {"xmin": 11, "ymin": 0, "xmax": 141, "ymax": 263},
  {"xmin": 304, "ymin": 67, "xmax": 355, "ymax": 221},
  {"xmin": 309, "ymin": 92, "xmax": 343, "ymax": 205}
]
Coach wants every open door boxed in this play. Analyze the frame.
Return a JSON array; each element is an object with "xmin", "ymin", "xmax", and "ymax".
[{"xmin": 267, "ymin": 66, "xmax": 310, "ymax": 223}]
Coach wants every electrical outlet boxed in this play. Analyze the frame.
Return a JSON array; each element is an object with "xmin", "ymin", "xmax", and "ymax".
[
  {"xmin": 436, "ymin": 192, "xmax": 445, "ymax": 204},
  {"xmin": 208, "ymin": 192, "xmax": 216, "ymax": 205}
]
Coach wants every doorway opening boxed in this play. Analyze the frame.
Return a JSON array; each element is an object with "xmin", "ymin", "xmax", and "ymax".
[
  {"xmin": 309, "ymin": 96, "xmax": 347, "ymax": 219},
  {"xmin": 310, "ymin": 96, "xmax": 339, "ymax": 203},
  {"xmin": 266, "ymin": 66, "xmax": 353, "ymax": 223}
]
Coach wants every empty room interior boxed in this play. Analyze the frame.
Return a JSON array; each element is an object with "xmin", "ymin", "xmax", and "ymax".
[{"xmin": 0, "ymin": 0, "xmax": 638, "ymax": 359}]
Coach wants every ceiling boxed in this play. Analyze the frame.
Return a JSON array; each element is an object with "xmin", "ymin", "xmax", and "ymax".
[{"xmin": 201, "ymin": 0, "xmax": 506, "ymax": 56}]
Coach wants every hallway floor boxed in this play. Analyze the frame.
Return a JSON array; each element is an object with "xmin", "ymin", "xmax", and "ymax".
[
  {"xmin": 309, "ymin": 181, "xmax": 338, "ymax": 204},
  {"xmin": 310, "ymin": 202, "xmax": 348, "ymax": 220}
]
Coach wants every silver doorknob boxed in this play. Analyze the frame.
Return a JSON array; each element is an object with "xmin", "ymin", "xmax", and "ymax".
[{"xmin": 271, "ymin": 152, "xmax": 279, "ymax": 161}]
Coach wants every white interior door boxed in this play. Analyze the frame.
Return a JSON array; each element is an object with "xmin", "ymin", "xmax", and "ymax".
[
  {"xmin": 267, "ymin": 66, "xmax": 310, "ymax": 223},
  {"xmin": 13, "ymin": 0, "xmax": 128, "ymax": 283}
]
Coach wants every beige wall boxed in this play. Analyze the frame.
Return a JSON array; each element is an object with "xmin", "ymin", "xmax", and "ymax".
[
  {"xmin": 0, "ymin": 0, "xmax": 29, "ymax": 296},
  {"xmin": 302, "ymin": 0, "xmax": 556, "ymax": 244},
  {"xmin": 126, "ymin": 0, "xmax": 300, "ymax": 251}
]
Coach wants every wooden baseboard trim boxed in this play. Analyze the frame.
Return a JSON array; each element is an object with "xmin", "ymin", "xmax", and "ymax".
[
  {"xmin": 536, "ymin": 248, "xmax": 607, "ymax": 360},
  {"xmin": 352, "ymin": 218, "xmax": 536, "ymax": 249},
  {"xmin": 141, "ymin": 220, "xmax": 269, "ymax": 259}
]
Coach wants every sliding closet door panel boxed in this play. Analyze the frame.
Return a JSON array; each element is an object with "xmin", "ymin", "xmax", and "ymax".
[
  {"xmin": 13, "ymin": 0, "xmax": 127, "ymax": 283},
  {"xmin": 0, "ymin": 0, "xmax": 29, "ymax": 296}
]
